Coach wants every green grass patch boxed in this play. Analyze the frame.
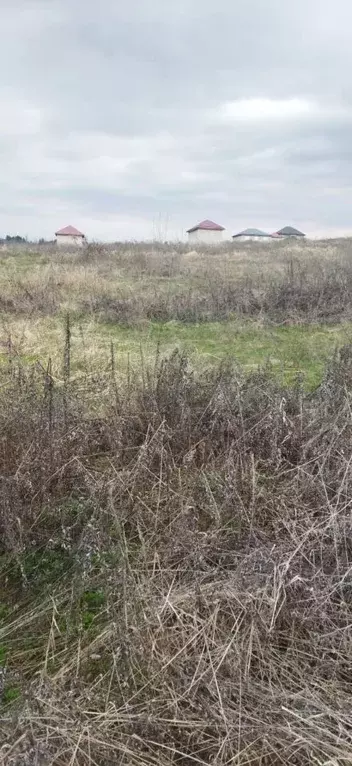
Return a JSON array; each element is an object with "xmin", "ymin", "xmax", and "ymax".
[
  {"xmin": 2, "ymin": 686, "xmax": 21, "ymax": 706},
  {"xmin": 0, "ymin": 549, "xmax": 74, "ymax": 593},
  {"xmin": 81, "ymin": 590, "xmax": 107, "ymax": 630},
  {"xmin": 101, "ymin": 319, "xmax": 352, "ymax": 388},
  {"xmin": 2, "ymin": 312, "xmax": 352, "ymax": 388}
]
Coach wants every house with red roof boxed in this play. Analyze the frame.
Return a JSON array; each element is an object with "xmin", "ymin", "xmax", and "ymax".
[
  {"xmin": 55, "ymin": 225, "xmax": 86, "ymax": 247},
  {"xmin": 186, "ymin": 219, "xmax": 225, "ymax": 244}
]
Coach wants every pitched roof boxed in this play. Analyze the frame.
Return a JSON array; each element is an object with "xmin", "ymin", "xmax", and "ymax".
[
  {"xmin": 276, "ymin": 226, "xmax": 305, "ymax": 236},
  {"xmin": 232, "ymin": 228, "xmax": 271, "ymax": 238},
  {"xmin": 55, "ymin": 225, "xmax": 85, "ymax": 236},
  {"xmin": 187, "ymin": 219, "xmax": 225, "ymax": 233}
]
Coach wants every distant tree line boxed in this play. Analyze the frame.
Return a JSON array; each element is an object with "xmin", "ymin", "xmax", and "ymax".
[
  {"xmin": 0, "ymin": 235, "xmax": 27, "ymax": 243},
  {"xmin": 0, "ymin": 236, "xmax": 56, "ymax": 245}
]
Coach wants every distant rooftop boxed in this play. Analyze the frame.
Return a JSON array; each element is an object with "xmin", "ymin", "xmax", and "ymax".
[
  {"xmin": 55, "ymin": 225, "xmax": 85, "ymax": 236},
  {"xmin": 233, "ymin": 228, "xmax": 271, "ymax": 238},
  {"xmin": 276, "ymin": 226, "xmax": 305, "ymax": 237},
  {"xmin": 187, "ymin": 219, "xmax": 225, "ymax": 233}
]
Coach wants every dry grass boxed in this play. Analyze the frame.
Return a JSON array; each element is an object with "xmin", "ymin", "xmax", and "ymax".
[
  {"xmin": 0, "ymin": 239, "xmax": 351, "ymax": 389},
  {"xmin": 1, "ymin": 238, "xmax": 352, "ymax": 325},
  {"xmin": 0, "ymin": 339, "xmax": 352, "ymax": 764}
]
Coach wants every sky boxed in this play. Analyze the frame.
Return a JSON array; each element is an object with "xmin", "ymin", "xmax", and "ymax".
[{"xmin": 2, "ymin": 0, "xmax": 352, "ymax": 241}]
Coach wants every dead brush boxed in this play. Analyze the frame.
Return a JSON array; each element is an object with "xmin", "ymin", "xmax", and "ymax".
[
  {"xmin": 1, "ymin": 347, "xmax": 352, "ymax": 763},
  {"xmin": 3, "ymin": 238, "xmax": 352, "ymax": 326}
]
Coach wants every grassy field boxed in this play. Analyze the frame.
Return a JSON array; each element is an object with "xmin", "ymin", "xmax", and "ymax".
[
  {"xmin": 2, "ymin": 239, "xmax": 352, "ymax": 764},
  {"xmin": 4, "ymin": 313, "xmax": 352, "ymax": 388},
  {"xmin": 1, "ymin": 237, "xmax": 352, "ymax": 385}
]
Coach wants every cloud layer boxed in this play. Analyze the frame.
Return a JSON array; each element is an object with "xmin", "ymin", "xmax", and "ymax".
[{"xmin": 1, "ymin": 0, "xmax": 352, "ymax": 240}]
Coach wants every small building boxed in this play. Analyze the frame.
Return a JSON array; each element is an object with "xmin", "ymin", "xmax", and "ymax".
[
  {"xmin": 55, "ymin": 225, "xmax": 86, "ymax": 247},
  {"xmin": 187, "ymin": 219, "xmax": 225, "ymax": 244},
  {"xmin": 275, "ymin": 226, "xmax": 305, "ymax": 238},
  {"xmin": 232, "ymin": 227, "xmax": 272, "ymax": 242}
]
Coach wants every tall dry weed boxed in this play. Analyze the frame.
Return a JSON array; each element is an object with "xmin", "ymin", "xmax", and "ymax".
[{"xmin": 0, "ymin": 346, "xmax": 352, "ymax": 763}]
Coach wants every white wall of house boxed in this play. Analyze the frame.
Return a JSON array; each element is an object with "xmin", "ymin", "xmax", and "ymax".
[
  {"xmin": 188, "ymin": 229, "xmax": 224, "ymax": 244},
  {"xmin": 233, "ymin": 235, "xmax": 272, "ymax": 242},
  {"xmin": 56, "ymin": 234, "xmax": 85, "ymax": 247}
]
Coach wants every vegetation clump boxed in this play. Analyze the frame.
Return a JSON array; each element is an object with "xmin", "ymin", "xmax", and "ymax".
[{"xmin": 0, "ymin": 339, "xmax": 352, "ymax": 764}]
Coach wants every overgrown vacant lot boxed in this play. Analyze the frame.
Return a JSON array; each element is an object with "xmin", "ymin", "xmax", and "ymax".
[
  {"xmin": 1, "ymin": 237, "xmax": 352, "ymax": 384},
  {"xmin": 2, "ymin": 349, "xmax": 352, "ymax": 764},
  {"xmin": 2, "ymin": 240, "xmax": 352, "ymax": 763}
]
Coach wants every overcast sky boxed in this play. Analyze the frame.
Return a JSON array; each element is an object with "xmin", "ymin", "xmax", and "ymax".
[{"xmin": 2, "ymin": 0, "xmax": 352, "ymax": 240}]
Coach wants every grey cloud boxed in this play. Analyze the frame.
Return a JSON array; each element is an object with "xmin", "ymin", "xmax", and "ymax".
[{"xmin": 1, "ymin": 0, "xmax": 352, "ymax": 238}]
